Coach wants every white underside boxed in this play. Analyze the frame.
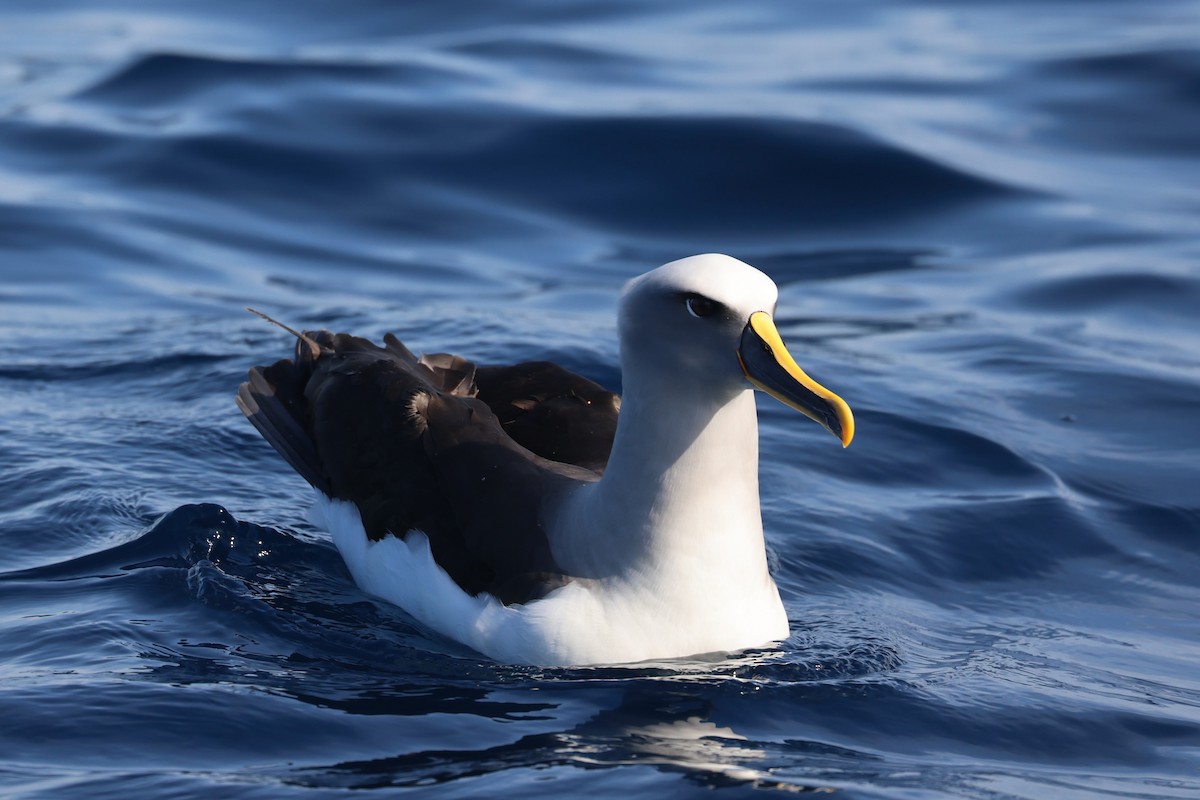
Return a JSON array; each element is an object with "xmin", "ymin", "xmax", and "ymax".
[{"xmin": 311, "ymin": 492, "xmax": 789, "ymax": 666}]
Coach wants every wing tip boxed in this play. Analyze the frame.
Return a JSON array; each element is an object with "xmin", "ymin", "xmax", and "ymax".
[{"xmin": 236, "ymin": 366, "xmax": 332, "ymax": 494}]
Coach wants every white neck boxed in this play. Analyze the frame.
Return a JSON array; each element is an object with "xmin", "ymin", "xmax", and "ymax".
[{"xmin": 550, "ymin": 378, "xmax": 770, "ymax": 589}]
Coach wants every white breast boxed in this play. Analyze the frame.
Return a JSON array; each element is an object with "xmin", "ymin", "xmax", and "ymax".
[{"xmin": 312, "ymin": 493, "xmax": 788, "ymax": 666}]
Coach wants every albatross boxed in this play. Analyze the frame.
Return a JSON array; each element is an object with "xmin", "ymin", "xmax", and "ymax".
[{"xmin": 237, "ymin": 253, "xmax": 854, "ymax": 666}]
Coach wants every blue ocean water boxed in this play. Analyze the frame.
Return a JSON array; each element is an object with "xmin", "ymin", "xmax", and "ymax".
[{"xmin": 2, "ymin": 0, "xmax": 1199, "ymax": 796}]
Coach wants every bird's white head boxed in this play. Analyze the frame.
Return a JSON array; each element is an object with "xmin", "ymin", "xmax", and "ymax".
[{"xmin": 619, "ymin": 253, "xmax": 853, "ymax": 446}]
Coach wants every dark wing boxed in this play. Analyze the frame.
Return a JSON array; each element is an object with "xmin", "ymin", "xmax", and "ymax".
[
  {"xmin": 236, "ymin": 330, "xmax": 607, "ymax": 604},
  {"xmin": 475, "ymin": 361, "xmax": 620, "ymax": 474}
]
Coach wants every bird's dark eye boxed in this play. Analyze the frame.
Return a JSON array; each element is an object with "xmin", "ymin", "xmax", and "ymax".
[{"xmin": 685, "ymin": 294, "xmax": 717, "ymax": 318}]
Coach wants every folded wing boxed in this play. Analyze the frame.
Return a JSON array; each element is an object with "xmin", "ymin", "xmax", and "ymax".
[{"xmin": 236, "ymin": 329, "xmax": 619, "ymax": 604}]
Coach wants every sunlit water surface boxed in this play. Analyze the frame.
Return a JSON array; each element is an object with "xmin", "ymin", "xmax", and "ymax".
[{"xmin": 1, "ymin": 1, "xmax": 1198, "ymax": 797}]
